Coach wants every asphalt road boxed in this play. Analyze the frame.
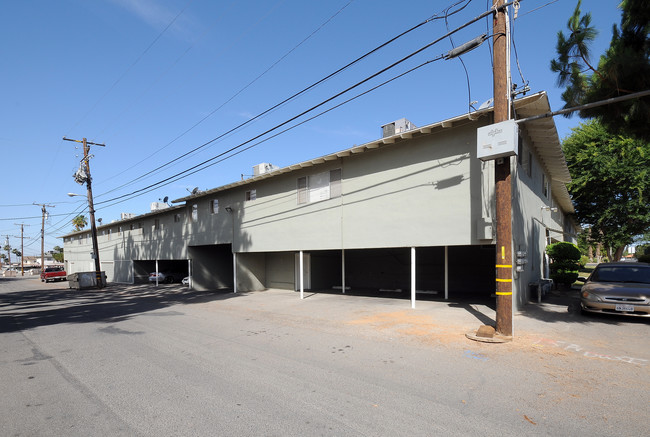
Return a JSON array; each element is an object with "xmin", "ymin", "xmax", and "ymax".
[{"xmin": 1, "ymin": 277, "xmax": 648, "ymax": 436}]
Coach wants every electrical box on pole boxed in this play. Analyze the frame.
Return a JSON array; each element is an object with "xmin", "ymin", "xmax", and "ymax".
[{"xmin": 476, "ymin": 119, "xmax": 519, "ymax": 161}]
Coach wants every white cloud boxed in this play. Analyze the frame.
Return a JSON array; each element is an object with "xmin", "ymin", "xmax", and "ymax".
[{"xmin": 110, "ymin": 0, "xmax": 175, "ymax": 28}]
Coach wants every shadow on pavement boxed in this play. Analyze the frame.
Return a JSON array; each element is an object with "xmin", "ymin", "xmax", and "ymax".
[{"xmin": 0, "ymin": 282, "xmax": 239, "ymax": 333}]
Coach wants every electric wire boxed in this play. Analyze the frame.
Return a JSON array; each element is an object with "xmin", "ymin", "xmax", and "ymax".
[
  {"xmin": 516, "ymin": 0, "xmax": 559, "ymax": 19},
  {"xmin": 64, "ymin": 0, "xmax": 196, "ymax": 137},
  {"xmin": 510, "ymin": 3, "xmax": 528, "ymax": 88},
  {"xmin": 97, "ymin": 0, "xmax": 356, "ymax": 189},
  {"xmin": 444, "ymin": 0, "xmax": 475, "ymax": 112},
  {"xmin": 95, "ymin": 1, "xmax": 473, "ymax": 199},
  {"xmin": 95, "ymin": 3, "xmax": 510, "ymax": 207},
  {"xmin": 96, "ymin": 55, "xmax": 447, "ymax": 210}
]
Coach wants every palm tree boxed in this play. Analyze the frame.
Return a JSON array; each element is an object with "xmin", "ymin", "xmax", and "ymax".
[{"xmin": 72, "ymin": 215, "xmax": 88, "ymax": 231}]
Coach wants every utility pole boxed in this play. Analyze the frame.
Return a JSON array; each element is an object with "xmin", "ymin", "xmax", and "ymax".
[
  {"xmin": 13, "ymin": 223, "xmax": 30, "ymax": 276},
  {"xmin": 493, "ymin": 0, "xmax": 513, "ymax": 336},
  {"xmin": 34, "ymin": 203, "xmax": 55, "ymax": 273},
  {"xmin": 63, "ymin": 136, "xmax": 105, "ymax": 289}
]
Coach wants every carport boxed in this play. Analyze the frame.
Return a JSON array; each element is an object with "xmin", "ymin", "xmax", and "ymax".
[
  {"xmin": 132, "ymin": 259, "xmax": 189, "ymax": 284},
  {"xmin": 188, "ymin": 244, "xmax": 233, "ymax": 291},
  {"xmin": 293, "ymin": 245, "xmax": 495, "ymax": 306}
]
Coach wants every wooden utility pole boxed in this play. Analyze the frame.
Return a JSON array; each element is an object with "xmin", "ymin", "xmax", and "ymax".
[
  {"xmin": 63, "ymin": 136, "xmax": 105, "ymax": 289},
  {"xmin": 13, "ymin": 223, "xmax": 30, "ymax": 276},
  {"xmin": 34, "ymin": 203, "xmax": 55, "ymax": 274},
  {"xmin": 493, "ymin": 0, "xmax": 513, "ymax": 336}
]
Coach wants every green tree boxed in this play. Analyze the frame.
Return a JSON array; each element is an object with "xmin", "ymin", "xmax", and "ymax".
[
  {"xmin": 563, "ymin": 120, "xmax": 650, "ymax": 261},
  {"xmin": 3, "ymin": 244, "xmax": 11, "ymax": 264},
  {"xmin": 72, "ymin": 215, "xmax": 88, "ymax": 231},
  {"xmin": 551, "ymin": 0, "xmax": 650, "ymax": 140},
  {"xmin": 52, "ymin": 246, "xmax": 64, "ymax": 263},
  {"xmin": 11, "ymin": 248, "xmax": 21, "ymax": 259}
]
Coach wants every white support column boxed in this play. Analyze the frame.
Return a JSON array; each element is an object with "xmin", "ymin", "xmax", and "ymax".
[
  {"xmin": 444, "ymin": 246, "xmax": 449, "ymax": 300},
  {"xmin": 341, "ymin": 249, "xmax": 346, "ymax": 294},
  {"xmin": 233, "ymin": 252, "xmax": 237, "ymax": 293},
  {"xmin": 299, "ymin": 250, "xmax": 304, "ymax": 300},
  {"xmin": 155, "ymin": 259, "xmax": 159, "ymax": 287},
  {"xmin": 411, "ymin": 247, "xmax": 416, "ymax": 309},
  {"xmin": 187, "ymin": 259, "xmax": 192, "ymax": 289}
]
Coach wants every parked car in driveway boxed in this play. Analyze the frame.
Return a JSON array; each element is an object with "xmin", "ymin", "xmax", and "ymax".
[
  {"xmin": 149, "ymin": 271, "xmax": 184, "ymax": 284},
  {"xmin": 579, "ymin": 262, "xmax": 650, "ymax": 317}
]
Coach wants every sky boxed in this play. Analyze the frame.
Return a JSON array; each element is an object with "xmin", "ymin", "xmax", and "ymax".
[{"xmin": 0, "ymin": 0, "xmax": 621, "ymax": 257}]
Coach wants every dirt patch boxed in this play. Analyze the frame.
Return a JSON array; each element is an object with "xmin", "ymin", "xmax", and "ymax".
[{"xmin": 347, "ymin": 310, "xmax": 475, "ymax": 345}]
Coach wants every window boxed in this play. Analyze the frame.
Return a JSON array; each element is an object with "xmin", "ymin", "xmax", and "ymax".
[
  {"xmin": 517, "ymin": 138, "xmax": 532, "ymax": 177},
  {"xmin": 245, "ymin": 189, "xmax": 256, "ymax": 201},
  {"xmin": 210, "ymin": 199, "xmax": 219, "ymax": 214},
  {"xmin": 154, "ymin": 218, "xmax": 160, "ymax": 230},
  {"xmin": 174, "ymin": 213, "xmax": 182, "ymax": 223},
  {"xmin": 118, "ymin": 225, "xmax": 122, "ymax": 235},
  {"xmin": 129, "ymin": 223, "xmax": 134, "ymax": 231},
  {"xmin": 542, "ymin": 173, "xmax": 549, "ymax": 198},
  {"xmin": 191, "ymin": 204, "xmax": 198, "ymax": 222},
  {"xmin": 297, "ymin": 169, "xmax": 342, "ymax": 204}
]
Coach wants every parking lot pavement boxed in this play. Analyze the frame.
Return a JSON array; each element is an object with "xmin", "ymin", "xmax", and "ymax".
[
  {"xmin": 4, "ymin": 277, "xmax": 647, "ymax": 366},
  {"xmin": 193, "ymin": 286, "xmax": 649, "ymax": 364},
  {"xmin": 2, "ymin": 277, "xmax": 648, "ymax": 436}
]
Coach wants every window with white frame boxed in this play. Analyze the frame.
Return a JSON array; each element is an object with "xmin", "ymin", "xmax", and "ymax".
[
  {"xmin": 154, "ymin": 218, "xmax": 160, "ymax": 230},
  {"xmin": 297, "ymin": 169, "xmax": 341, "ymax": 204},
  {"xmin": 245, "ymin": 189, "xmax": 256, "ymax": 201},
  {"xmin": 210, "ymin": 199, "xmax": 219, "ymax": 214},
  {"xmin": 191, "ymin": 204, "xmax": 198, "ymax": 222},
  {"xmin": 174, "ymin": 213, "xmax": 181, "ymax": 223}
]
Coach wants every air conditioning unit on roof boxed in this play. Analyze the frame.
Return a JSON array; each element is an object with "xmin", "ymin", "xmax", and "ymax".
[{"xmin": 381, "ymin": 118, "xmax": 416, "ymax": 138}]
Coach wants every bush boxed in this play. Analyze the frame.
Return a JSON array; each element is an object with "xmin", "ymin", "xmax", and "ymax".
[
  {"xmin": 546, "ymin": 242, "xmax": 581, "ymax": 261},
  {"xmin": 579, "ymin": 255, "xmax": 590, "ymax": 268},
  {"xmin": 638, "ymin": 254, "xmax": 650, "ymax": 263},
  {"xmin": 546, "ymin": 242, "xmax": 581, "ymax": 286}
]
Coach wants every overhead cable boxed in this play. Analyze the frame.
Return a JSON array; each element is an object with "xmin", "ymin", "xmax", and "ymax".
[{"xmin": 96, "ymin": 1, "xmax": 473, "ymax": 199}]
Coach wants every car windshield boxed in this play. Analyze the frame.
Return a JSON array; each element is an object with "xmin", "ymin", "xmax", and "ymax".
[{"xmin": 591, "ymin": 266, "xmax": 650, "ymax": 284}]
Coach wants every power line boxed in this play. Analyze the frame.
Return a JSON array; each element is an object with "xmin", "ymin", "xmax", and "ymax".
[
  {"xmin": 95, "ymin": 2, "xmax": 470, "ymax": 200},
  {"xmin": 95, "ymin": 4, "xmax": 503, "ymax": 206},
  {"xmin": 96, "ymin": 55, "xmax": 447, "ymax": 210},
  {"xmin": 64, "ymin": 0, "xmax": 196, "ymax": 137},
  {"xmin": 97, "ymin": 0, "xmax": 357, "ymax": 190}
]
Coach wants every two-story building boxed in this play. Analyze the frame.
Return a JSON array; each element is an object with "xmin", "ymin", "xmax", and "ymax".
[{"xmin": 62, "ymin": 91, "xmax": 576, "ymax": 311}]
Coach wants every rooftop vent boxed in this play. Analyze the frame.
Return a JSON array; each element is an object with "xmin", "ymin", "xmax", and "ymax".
[{"xmin": 381, "ymin": 118, "xmax": 416, "ymax": 138}]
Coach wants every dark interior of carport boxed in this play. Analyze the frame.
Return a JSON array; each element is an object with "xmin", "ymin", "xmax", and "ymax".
[
  {"xmin": 133, "ymin": 259, "xmax": 189, "ymax": 284},
  {"xmin": 308, "ymin": 245, "xmax": 495, "ymax": 302}
]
